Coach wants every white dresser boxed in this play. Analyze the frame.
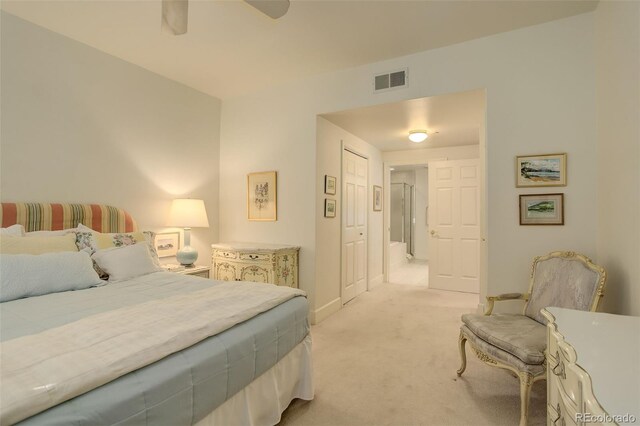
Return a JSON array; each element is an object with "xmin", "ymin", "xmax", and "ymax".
[
  {"xmin": 211, "ymin": 242, "xmax": 300, "ymax": 288},
  {"xmin": 542, "ymin": 307, "xmax": 640, "ymax": 426}
]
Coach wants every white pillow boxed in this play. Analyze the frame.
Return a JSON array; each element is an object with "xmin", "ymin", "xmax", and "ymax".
[
  {"xmin": 0, "ymin": 224, "xmax": 25, "ymax": 236},
  {"xmin": 0, "ymin": 234, "xmax": 78, "ymax": 254},
  {"xmin": 76, "ymin": 224, "xmax": 161, "ymax": 267},
  {"xmin": 0, "ymin": 251, "xmax": 103, "ymax": 302},
  {"xmin": 92, "ymin": 243, "xmax": 163, "ymax": 282}
]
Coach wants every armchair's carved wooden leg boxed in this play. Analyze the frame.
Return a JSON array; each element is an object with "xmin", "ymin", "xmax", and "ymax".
[
  {"xmin": 457, "ymin": 331, "xmax": 467, "ymax": 376},
  {"xmin": 518, "ymin": 371, "xmax": 533, "ymax": 426}
]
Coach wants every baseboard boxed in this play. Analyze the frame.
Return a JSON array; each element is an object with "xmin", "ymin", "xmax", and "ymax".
[
  {"xmin": 311, "ymin": 297, "xmax": 342, "ymax": 324},
  {"xmin": 369, "ymin": 274, "xmax": 383, "ymax": 290}
]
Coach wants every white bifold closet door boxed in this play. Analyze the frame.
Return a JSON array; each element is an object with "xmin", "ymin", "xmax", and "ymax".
[{"xmin": 342, "ymin": 149, "xmax": 368, "ymax": 304}]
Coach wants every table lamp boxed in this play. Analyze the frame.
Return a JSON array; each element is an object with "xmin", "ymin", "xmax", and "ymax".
[{"xmin": 168, "ymin": 198, "xmax": 209, "ymax": 266}]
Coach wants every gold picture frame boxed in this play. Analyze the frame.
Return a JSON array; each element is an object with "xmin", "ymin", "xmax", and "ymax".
[
  {"xmin": 519, "ymin": 193, "xmax": 564, "ymax": 225},
  {"xmin": 373, "ymin": 185, "xmax": 382, "ymax": 211},
  {"xmin": 247, "ymin": 171, "xmax": 277, "ymax": 221},
  {"xmin": 324, "ymin": 199, "xmax": 336, "ymax": 218},
  {"xmin": 516, "ymin": 153, "xmax": 567, "ymax": 187},
  {"xmin": 325, "ymin": 175, "xmax": 337, "ymax": 195}
]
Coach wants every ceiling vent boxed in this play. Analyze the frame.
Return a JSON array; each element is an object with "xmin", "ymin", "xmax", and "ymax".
[{"xmin": 373, "ymin": 69, "xmax": 408, "ymax": 92}]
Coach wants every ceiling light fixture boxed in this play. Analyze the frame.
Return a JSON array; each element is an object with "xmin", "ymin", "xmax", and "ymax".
[{"xmin": 408, "ymin": 130, "xmax": 428, "ymax": 143}]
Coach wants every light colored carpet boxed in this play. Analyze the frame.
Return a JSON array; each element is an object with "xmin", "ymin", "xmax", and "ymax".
[
  {"xmin": 388, "ymin": 260, "xmax": 429, "ymax": 286},
  {"xmin": 279, "ymin": 283, "xmax": 546, "ymax": 426}
]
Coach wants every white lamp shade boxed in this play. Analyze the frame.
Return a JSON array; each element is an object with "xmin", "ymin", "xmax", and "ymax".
[{"xmin": 168, "ymin": 199, "xmax": 210, "ymax": 228}]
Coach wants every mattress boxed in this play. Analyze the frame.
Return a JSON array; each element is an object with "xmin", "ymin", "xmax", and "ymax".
[{"xmin": 0, "ymin": 272, "xmax": 309, "ymax": 425}]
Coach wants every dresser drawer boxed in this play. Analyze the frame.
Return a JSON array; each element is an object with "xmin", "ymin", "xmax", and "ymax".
[
  {"xmin": 213, "ymin": 250, "xmax": 237, "ymax": 259},
  {"xmin": 239, "ymin": 253, "xmax": 270, "ymax": 261}
]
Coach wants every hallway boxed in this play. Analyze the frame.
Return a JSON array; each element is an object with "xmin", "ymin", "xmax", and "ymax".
[{"xmin": 389, "ymin": 259, "xmax": 428, "ymax": 286}]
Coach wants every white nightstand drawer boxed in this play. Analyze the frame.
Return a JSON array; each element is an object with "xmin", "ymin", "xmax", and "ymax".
[
  {"xmin": 164, "ymin": 265, "xmax": 211, "ymax": 279},
  {"xmin": 213, "ymin": 250, "xmax": 237, "ymax": 259}
]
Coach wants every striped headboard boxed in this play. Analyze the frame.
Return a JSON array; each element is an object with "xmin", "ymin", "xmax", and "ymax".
[{"xmin": 0, "ymin": 203, "xmax": 138, "ymax": 233}]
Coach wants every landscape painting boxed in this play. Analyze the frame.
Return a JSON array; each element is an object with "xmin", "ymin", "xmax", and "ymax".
[
  {"xmin": 516, "ymin": 153, "xmax": 566, "ymax": 187},
  {"xmin": 248, "ymin": 171, "xmax": 277, "ymax": 221},
  {"xmin": 519, "ymin": 193, "xmax": 564, "ymax": 225}
]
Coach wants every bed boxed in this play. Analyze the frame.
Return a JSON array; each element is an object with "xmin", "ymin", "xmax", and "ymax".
[{"xmin": 0, "ymin": 203, "xmax": 313, "ymax": 426}]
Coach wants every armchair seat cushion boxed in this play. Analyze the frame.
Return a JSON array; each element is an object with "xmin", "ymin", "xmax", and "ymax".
[{"xmin": 461, "ymin": 313, "xmax": 546, "ymax": 365}]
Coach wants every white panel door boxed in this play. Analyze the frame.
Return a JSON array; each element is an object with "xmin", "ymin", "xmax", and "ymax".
[
  {"xmin": 428, "ymin": 159, "xmax": 480, "ymax": 293},
  {"xmin": 342, "ymin": 149, "xmax": 368, "ymax": 304}
]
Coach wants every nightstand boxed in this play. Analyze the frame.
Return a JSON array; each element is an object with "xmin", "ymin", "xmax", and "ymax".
[{"xmin": 175, "ymin": 265, "xmax": 211, "ymax": 278}]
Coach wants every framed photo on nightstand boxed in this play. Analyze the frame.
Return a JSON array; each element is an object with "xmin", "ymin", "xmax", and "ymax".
[{"xmin": 155, "ymin": 232, "xmax": 180, "ymax": 257}]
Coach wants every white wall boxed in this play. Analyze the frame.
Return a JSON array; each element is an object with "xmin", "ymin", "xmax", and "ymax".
[
  {"xmin": 219, "ymin": 12, "xmax": 599, "ymax": 321},
  {"xmin": 313, "ymin": 117, "xmax": 383, "ymax": 322},
  {"xmin": 0, "ymin": 13, "xmax": 222, "ymax": 262},
  {"xmin": 595, "ymin": 1, "xmax": 640, "ymax": 316},
  {"xmin": 383, "ymin": 145, "xmax": 479, "ymax": 165},
  {"xmin": 390, "ymin": 170, "xmax": 415, "ymax": 185}
]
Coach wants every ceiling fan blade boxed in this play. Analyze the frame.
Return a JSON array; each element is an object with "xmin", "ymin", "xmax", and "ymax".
[
  {"xmin": 244, "ymin": 0, "xmax": 290, "ymax": 19},
  {"xmin": 162, "ymin": 0, "xmax": 188, "ymax": 35}
]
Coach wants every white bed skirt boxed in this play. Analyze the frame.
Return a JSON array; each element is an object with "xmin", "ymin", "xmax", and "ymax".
[{"xmin": 196, "ymin": 334, "xmax": 314, "ymax": 426}]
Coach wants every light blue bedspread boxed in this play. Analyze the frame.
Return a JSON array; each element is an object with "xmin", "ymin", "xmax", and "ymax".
[{"xmin": 0, "ymin": 272, "xmax": 309, "ymax": 425}]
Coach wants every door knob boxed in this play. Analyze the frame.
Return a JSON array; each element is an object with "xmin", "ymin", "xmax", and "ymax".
[
  {"xmin": 359, "ymin": 233, "xmax": 363, "ymax": 236},
  {"xmin": 430, "ymin": 230, "xmax": 439, "ymax": 237}
]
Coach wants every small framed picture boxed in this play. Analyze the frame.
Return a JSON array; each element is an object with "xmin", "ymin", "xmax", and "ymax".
[
  {"xmin": 155, "ymin": 232, "xmax": 180, "ymax": 257},
  {"xmin": 324, "ymin": 199, "xmax": 336, "ymax": 218},
  {"xmin": 373, "ymin": 185, "xmax": 382, "ymax": 211},
  {"xmin": 325, "ymin": 175, "xmax": 337, "ymax": 195},
  {"xmin": 516, "ymin": 153, "xmax": 567, "ymax": 187},
  {"xmin": 519, "ymin": 193, "xmax": 564, "ymax": 225},
  {"xmin": 248, "ymin": 171, "xmax": 277, "ymax": 221}
]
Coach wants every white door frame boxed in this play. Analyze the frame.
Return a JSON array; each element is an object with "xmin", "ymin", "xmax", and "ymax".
[
  {"xmin": 341, "ymin": 143, "xmax": 370, "ymax": 304},
  {"xmin": 382, "ymin": 155, "xmax": 487, "ymax": 303}
]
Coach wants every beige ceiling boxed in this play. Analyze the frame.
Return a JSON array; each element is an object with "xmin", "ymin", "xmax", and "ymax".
[
  {"xmin": 1, "ymin": 1, "xmax": 597, "ymax": 99},
  {"xmin": 322, "ymin": 89, "xmax": 485, "ymax": 151}
]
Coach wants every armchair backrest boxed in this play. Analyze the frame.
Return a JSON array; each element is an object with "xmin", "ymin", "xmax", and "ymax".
[{"xmin": 524, "ymin": 251, "xmax": 606, "ymax": 324}]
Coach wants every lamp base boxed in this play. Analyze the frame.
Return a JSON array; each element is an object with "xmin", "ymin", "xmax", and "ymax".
[{"xmin": 177, "ymin": 245, "xmax": 198, "ymax": 266}]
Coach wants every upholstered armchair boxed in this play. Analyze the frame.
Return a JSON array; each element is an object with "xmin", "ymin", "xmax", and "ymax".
[{"xmin": 456, "ymin": 251, "xmax": 606, "ymax": 426}]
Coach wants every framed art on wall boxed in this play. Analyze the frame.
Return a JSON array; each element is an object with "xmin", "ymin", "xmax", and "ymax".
[
  {"xmin": 373, "ymin": 185, "xmax": 382, "ymax": 211},
  {"xmin": 324, "ymin": 199, "xmax": 336, "ymax": 218},
  {"xmin": 519, "ymin": 193, "xmax": 564, "ymax": 225},
  {"xmin": 155, "ymin": 232, "xmax": 180, "ymax": 257},
  {"xmin": 248, "ymin": 171, "xmax": 277, "ymax": 221},
  {"xmin": 325, "ymin": 175, "xmax": 336, "ymax": 195},
  {"xmin": 516, "ymin": 153, "xmax": 567, "ymax": 187}
]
